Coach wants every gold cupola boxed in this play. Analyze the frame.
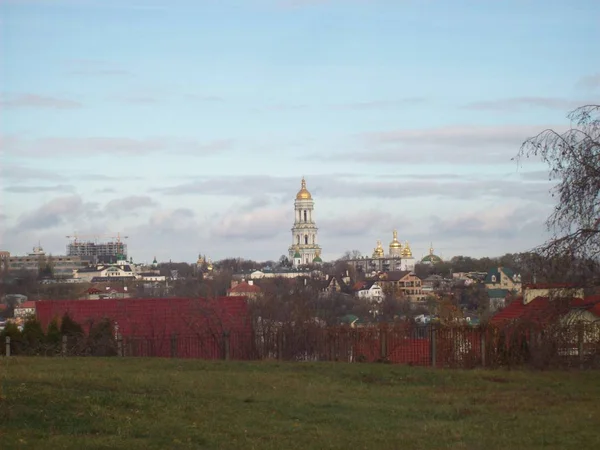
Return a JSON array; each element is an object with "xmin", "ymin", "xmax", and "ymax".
[
  {"xmin": 296, "ymin": 177, "xmax": 312, "ymax": 200},
  {"xmin": 401, "ymin": 241, "xmax": 413, "ymax": 258},
  {"xmin": 372, "ymin": 240, "xmax": 385, "ymax": 258},
  {"xmin": 389, "ymin": 230, "xmax": 402, "ymax": 249}
]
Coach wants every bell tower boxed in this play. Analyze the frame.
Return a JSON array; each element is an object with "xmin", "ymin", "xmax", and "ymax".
[{"xmin": 289, "ymin": 177, "xmax": 321, "ymax": 266}]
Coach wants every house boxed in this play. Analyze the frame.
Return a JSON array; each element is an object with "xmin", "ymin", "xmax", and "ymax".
[
  {"xmin": 74, "ymin": 263, "xmax": 137, "ymax": 282},
  {"xmin": 375, "ymin": 271, "xmax": 425, "ymax": 303},
  {"xmin": 422, "ymin": 275, "xmax": 445, "ymax": 294},
  {"xmin": 484, "ymin": 267, "xmax": 521, "ymax": 292},
  {"xmin": 487, "ymin": 288, "xmax": 512, "ymax": 312},
  {"xmin": 352, "ymin": 281, "xmax": 384, "ymax": 302},
  {"xmin": 490, "ymin": 294, "xmax": 600, "ymax": 326},
  {"xmin": 227, "ymin": 280, "xmax": 262, "ymax": 300},
  {"xmin": 320, "ymin": 274, "xmax": 352, "ymax": 296},
  {"xmin": 14, "ymin": 301, "xmax": 36, "ymax": 319}
]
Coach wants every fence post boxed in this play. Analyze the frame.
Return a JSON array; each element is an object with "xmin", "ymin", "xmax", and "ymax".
[
  {"xmin": 117, "ymin": 333, "xmax": 123, "ymax": 357},
  {"xmin": 61, "ymin": 335, "xmax": 68, "ymax": 357},
  {"xmin": 223, "ymin": 331, "xmax": 231, "ymax": 361},
  {"xmin": 379, "ymin": 325, "xmax": 388, "ymax": 361},
  {"xmin": 577, "ymin": 323, "xmax": 585, "ymax": 370},
  {"xmin": 431, "ymin": 325, "xmax": 437, "ymax": 368},
  {"xmin": 277, "ymin": 329, "xmax": 283, "ymax": 361},
  {"xmin": 480, "ymin": 329, "xmax": 486, "ymax": 368},
  {"xmin": 5, "ymin": 336, "xmax": 10, "ymax": 357},
  {"xmin": 170, "ymin": 333, "xmax": 178, "ymax": 358}
]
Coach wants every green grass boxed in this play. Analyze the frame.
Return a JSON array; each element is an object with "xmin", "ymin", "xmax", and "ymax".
[{"xmin": 1, "ymin": 358, "xmax": 599, "ymax": 450}]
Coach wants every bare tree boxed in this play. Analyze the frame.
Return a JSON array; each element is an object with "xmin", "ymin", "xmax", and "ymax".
[{"xmin": 515, "ymin": 105, "xmax": 600, "ymax": 285}]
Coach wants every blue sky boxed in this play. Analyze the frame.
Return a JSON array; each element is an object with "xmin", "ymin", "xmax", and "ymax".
[{"xmin": 1, "ymin": 0, "xmax": 599, "ymax": 263}]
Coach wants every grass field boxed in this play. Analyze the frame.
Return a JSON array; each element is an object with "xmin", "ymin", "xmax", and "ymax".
[{"xmin": 1, "ymin": 358, "xmax": 599, "ymax": 450}]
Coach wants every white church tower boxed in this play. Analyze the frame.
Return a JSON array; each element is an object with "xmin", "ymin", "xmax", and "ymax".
[{"xmin": 289, "ymin": 177, "xmax": 322, "ymax": 266}]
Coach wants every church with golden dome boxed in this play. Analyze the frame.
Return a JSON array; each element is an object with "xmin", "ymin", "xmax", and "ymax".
[
  {"xmin": 348, "ymin": 230, "xmax": 416, "ymax": 274},
  {"xmin": 288, "ymin": 177, "xmax": 322, "ymax": 267}
]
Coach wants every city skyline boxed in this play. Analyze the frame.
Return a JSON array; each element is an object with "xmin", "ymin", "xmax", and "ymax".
[{"xmin": 2, "ymin": 0, "xmax": 599, "ymax": 262}]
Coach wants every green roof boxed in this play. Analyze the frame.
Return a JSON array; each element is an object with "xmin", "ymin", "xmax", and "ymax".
[
  {"xmin": 313, "ymin": 255, "xmax": 322, "ymax": 263},
  {"xmin": 294, "ymin": 250, "xmax": 301, "ymax": 258},
  {"xmin": 487, "ymin": 288, "xmax": 511, "ymax": 299},
  {"xmin": 421, "ymin": 254, "xmax": 442, "ymax": 263},
  {"xmin": 485, "ymin": 267, "xmax": 517, "ymax": 284}
]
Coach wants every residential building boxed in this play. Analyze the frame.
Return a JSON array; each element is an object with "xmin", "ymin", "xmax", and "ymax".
[
  {"xmin": 227, "ymin": 280, "xmax": 262, "ymax": 300},
  {"xmin": 375, "ymin": 271, "xmax": 425, "ymax": 303},
  {"xmin": 352, "ymin": 280, "xmax": 385, "ymax": 302},
  {"xmin": 6, "ymin": 245, "xmax": 87, "ymax": 278},
  {"xmin": 14, "ymin": 301, "xmax": 36, "ymax": 319},
  {"xmin": 67, "ymin": 239, "xmax": 127, "ymax": 264},
  {"xmin": 484, "ymin": 267, "xmax": 522, "ymax": 292}
]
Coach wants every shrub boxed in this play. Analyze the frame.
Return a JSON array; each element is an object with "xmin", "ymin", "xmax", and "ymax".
[
  {"xmin": 87, "ymin": 318, "xmax": 117, "ymax": 357},
  {"xmin": 0, "ymin": 322, "xmax": 23, "ymax": 356},
  {"xmin": 22, "ymin": 318, "xmax": 46, "ymax": 355}
]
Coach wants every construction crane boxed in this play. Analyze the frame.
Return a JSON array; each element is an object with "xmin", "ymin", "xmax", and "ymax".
[{"xmin": 66, "ymin": 232, "xmax": 129, "ymax": 244}]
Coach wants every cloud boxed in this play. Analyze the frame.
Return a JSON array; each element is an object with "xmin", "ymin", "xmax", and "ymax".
[
  {"xmin": 104, "ymin": 195, "xmax": 158, "ymax": 217},
  {"xmin": 15, "ymin": 195, "xmax": 98, "ymax": 231},
  {"xmin": 320, "ymin": 209, "xmax": 410, "ymax": 238},
  {"xmin": 155, "ymin": 173, "xmax": 555, "ymax": 204},
  {"xmin": 0, "ymin": 163, "xmax": 66, "ymax": 182},
  {"xmin": 335, "ymin": 98, "xmax": 426, "ymax": 110},
  {"xmin": 4, "ymin": 185, "xmax": 76, "ymax": 194},
  {"xmin": 2, "ymin": 135, "xmax": 235, "ymax": 158},
  {"xmin": 211, "ymin": 204, "xmax": 289, "ymax": 240},
  {"xmin": 334, "ymin": 124, "xmax": 566, "ymax": 165},
  {"xmin": 577, "ymin": 73, "xmax": 600, "ymax": 90},
  {"xmin": 0, "ymin": 93, "xmax": 82, "ymax": 109},
  {"xmin": 184, "ymin": 94, "xmax": 224, "ymax": 102},
  {"xmin": 463, "ymin": 97, "xmax": 588, "ymax": 111}
]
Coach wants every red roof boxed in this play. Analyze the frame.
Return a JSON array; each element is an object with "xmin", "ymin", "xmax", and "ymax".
[
  {"xmin": 352, "ymin": 281, "xmax": 366, "ymax": 291},
  {"xmin": 17, "ymin": 301, "xmax": 37, "ymax": 309},
  {"xmin": 491, "ymin": 295, "xmax": 600, "ymax": 325},
  {"xmin": 0, "ymin": 304, "xmax": 7, "ymax": 311},
  {"xmin": 228, "ymin": 282, "xmax": 261, "ymax": 294}
]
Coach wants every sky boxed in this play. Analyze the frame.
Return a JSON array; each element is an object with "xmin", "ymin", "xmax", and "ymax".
[{"xmin": 1, "ymin": 0, "xmax": 599, "ymax": 264}]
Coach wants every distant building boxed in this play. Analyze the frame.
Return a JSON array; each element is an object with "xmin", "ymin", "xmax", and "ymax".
[
  {"xmin": 484, "ymin": 267, "xmax": 521, "ymax": 292},
  {"xmin": 67, "ymin": 240, "xmax": 127, "ymax": 264},
  {"xmin": 227, "ymin": 280, "xmax": 262, "ymax": 300},
  {"xmin": 420, "ymin": 243, "xmax": 443, "ymax": 265},
  {"xmin": 5, "ymin": 245, "xmax": 87, "ymax": 278},
  {"xmin": 288, "ymin": 178, "xmax": 322, "ymax": 266},
  {"xmin": 14, "ymin": 301, "xmax": 36, "ymax": 319},
  {"xmin": 345, "ymin": 231, "xmax": 416, "ymax": 274},
  {"xmin": 74, "ymin": 255, "xmax": 136, "ymax": 282},
  {"xmin": 375, "ymin": 270, "xmax": 425, "ymax": 303}
]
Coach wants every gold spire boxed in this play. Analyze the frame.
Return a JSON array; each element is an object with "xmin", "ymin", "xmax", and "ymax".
[
  {"xmin": 389, "ymin": 229, "xmax": 402, "ymax": 249},
  {"xmin": 429, "ymin": 242, "xmax": 434, "ymax": 255},
  {"xmin": 401, "ymin": 241, "xmax": 413, "ymax": 258},
  {"xmin": 296, "ymin": 176, "xmax": 312, "ymax": 200}
]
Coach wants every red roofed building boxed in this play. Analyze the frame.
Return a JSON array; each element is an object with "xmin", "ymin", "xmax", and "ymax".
[
  {"xmin": 227, "ymin": 280, "xmax": 262, "ymax": 300},
  {"xmin": 491, "ymin": 294, "xmax": 600, "ymax": 326},
  {"xmin": 14, "ymin": 301, "xmax": 37, "ymax": 319}
]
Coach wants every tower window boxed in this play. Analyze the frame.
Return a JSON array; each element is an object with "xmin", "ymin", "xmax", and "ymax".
[
  {"xmin": 304, "ymin": 235, "xmax": 308, "ymax": 245},
  {"xmin": 297, "ymin": 235, "xmax": 300, "ymax": 245},
  {"xmin": 304, "ymin": 210, "xmax": 307, "ymax": 222},
  {"xmin": 312, "ymin": 235, "xmax": 315, "ymax": 244}
]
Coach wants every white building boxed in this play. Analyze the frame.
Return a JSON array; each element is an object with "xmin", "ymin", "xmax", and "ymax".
[
  {"xmin": 354, "ymin": 281, "xmax": 385, "ymax": 302},
  {"xmin": 288, "ymin": 177, "xmax": 322, "ymax": 266}
]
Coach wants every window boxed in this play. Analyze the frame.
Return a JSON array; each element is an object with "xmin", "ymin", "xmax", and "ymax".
[
  {"xmin": 304, "ymin": 235, "xmax": 308, "ymax": 245},
  {"xmin": 297, "ymin": 235, "xmax": 300, "ymax": 245},
  {"xmin": 304, "ymin": 210, "xmax": 307, "ymax": 222},
  {"xmin": 491, "ymin": 275, "xmax": 496, "ymax": 283},
  {"xmin": 312, "ymin": 235, "xmax": 315, "ymax": 244}
]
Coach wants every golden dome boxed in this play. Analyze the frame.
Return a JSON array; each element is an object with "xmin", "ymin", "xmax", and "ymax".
[
  {"xmin": 401, "ymin": 241, "xmax": 413, "ymax": 258},
  {"xmin": 372, "ymin": 239, "xmax": 385, "ymax": 258},
  {"xmin": 296, "ymin": 177, "xmax": 312, "ymax": 200},
  {"xmin": 389, "ymin": 229, "xmax": 402, "ymax": 249}
]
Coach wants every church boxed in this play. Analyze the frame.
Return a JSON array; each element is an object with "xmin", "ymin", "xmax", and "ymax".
[
  {"xmin": 288, "ymin": 177, "xmax": 323, "ymax": 266},
  {"xmin": 348, "ymin": 230, "xmax": 417, "ymax": 273}
]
